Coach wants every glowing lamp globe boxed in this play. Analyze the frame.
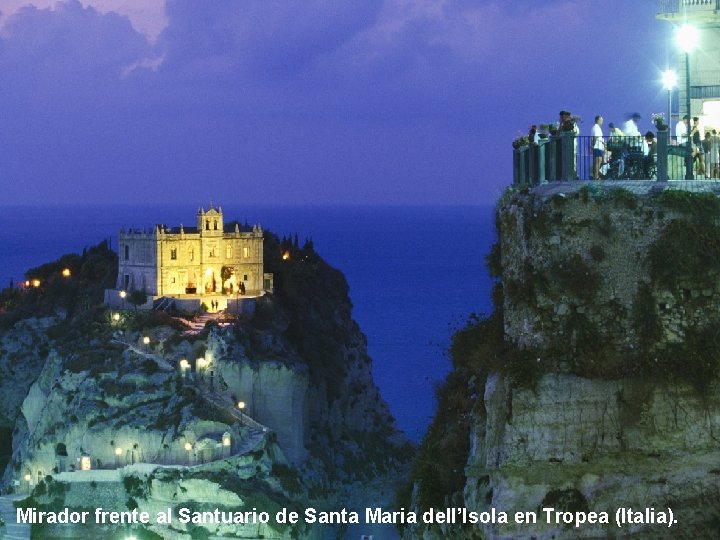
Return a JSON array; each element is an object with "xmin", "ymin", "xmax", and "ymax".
[
  {"xmin": 662, "ymin": 69, "xmax": 678, "ymax": 91},
  {"xmin": 676, "ymin": 24, "xmax": 699, "ymax": 53}
]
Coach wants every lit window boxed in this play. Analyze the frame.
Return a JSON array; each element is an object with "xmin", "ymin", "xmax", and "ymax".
[{"xmin": 243, "ymin": 247, "xmax": 249, "ymax": 258}]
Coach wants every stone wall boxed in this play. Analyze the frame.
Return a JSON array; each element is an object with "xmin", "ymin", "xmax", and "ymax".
[{"xmin": 499, "ymin": 186, "xmax": 720, "ymax": 362}]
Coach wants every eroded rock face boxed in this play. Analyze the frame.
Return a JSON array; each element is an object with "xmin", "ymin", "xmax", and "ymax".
[
  {"xmin": 2, "ymin": 300, "xmax": 406, "ymax": 539},
  {"xmin": 404, "ymin": 187, "xmax": 720, "ymax": 540},
  {"xmin": 464, "ymin": 373, "xmax": 720, "ymax": 539},
  {"xmin": 0, "ymin": 317, "xmax": 56, "ymax": 428}
]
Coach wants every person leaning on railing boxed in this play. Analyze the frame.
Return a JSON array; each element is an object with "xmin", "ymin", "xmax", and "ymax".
[
  {"xmin": 608, "ymin": 122, "xmax": 624, "ymax": 141},
  {"xmin": 675, "ymin": 115, "xmax": 689, "ymax": 145},
  {"xmin": 591, "ymin": 115, "xmax": 605, "ymax": 180}
]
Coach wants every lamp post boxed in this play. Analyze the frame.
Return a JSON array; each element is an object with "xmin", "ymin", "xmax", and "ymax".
[
  {"xmin": 115, "ymin": 447, "xmax": 123, "ymax": 468},
  {"xmin": 119, "ymin": 289, "xmax": 126, "ymax": 309},
  {"xmin": 662, "ymin": 69, "xmax": 677, "ymax": 143},
  {"xmin": 676, "ymin": 23, "xmax": 699, "ymax": 180},
  {"xmin": 184, "ymin": 442, "xmax": 193, "ymax": 465},
  {"xmin": 237, "ymin": 401, "xmax": 246, "ymax": 426}
]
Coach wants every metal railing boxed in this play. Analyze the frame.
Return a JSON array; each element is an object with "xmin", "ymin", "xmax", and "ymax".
[
  {"xmin": 511, "ymin": 131, "xmax": 710, "ymax": 185},
  {"xmin": 658, "ymin": 0, "xmax": 720, "ymax": 15}
]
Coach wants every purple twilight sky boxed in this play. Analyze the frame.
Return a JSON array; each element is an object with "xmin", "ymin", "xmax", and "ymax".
[{"xmin": 0, "ymin": 0, "xmax": 678, "ymax": 206}]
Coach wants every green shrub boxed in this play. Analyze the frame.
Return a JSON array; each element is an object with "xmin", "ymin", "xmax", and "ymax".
[
  {"xmin": 589, "ymin": 244, "xmax": 605, "ymax": 262},
  {"xmin": 609, "ymin": 187, "xmax": 638, "ymax": 210},
  {"xmin": 486, "ymin": 242, "xmax": 502, "ymax": 278},
  {"xmin": 632, "ymin": 285, "xmax": 663, "ymax": 349},
  {"xmin": 657, "ymin": 190, "xmax": 720, "ymax": 223},
  {"xmin": 551, "ymin": 254, "xmax": 601, "ymax": 301},
  {"xmin": 649, "ymin": 219, "xmax": 720, "ymax": 289}
]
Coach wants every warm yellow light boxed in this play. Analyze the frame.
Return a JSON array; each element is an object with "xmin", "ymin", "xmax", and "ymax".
[
  {"xmin": 112, "ymin": 313, "xmax": 120, "ymax": 321},
  {"xmin": 237, "ymin": 401, "xmax": 246, "ymax": 410},
  {"xmin": 143, "ymin": 336, "xmax": 150, "ymax": 345},
  {"xmin": 115, "ymin": 447, "xmax": 123, "ymax": 456},
  {"xmin": 179, "ymin": 359, "xmax": 189, "ymax": 370},
  {"xmin": 24, "ymin": 280, "xmax": 30, "ymax": 287},
  {"xmin": 282, "ymin": 251, "xmax": 290, "ymax": 260},
  {"xmin": 80, "ymin": 456, "xmax": 92, "ymax": 471},
  {"xmin": 119, "ymin": 290, "xmax": 127, "ymax": 298},
  {"xmin": 23, "ymin": 474, "xmax": 31, "ymax": 482},
  {"xmin": 31, "ymin": 279, "xmax": 41, "ymax": 288},
  {"xmin": 61, "ymin": 268, "xmax": 71, "ymax": 277},
  {"xmin": 184, "ymin": 442, "xmax": 193, "ymax": 451},
  {"xmin": 197, "ymin": 357, "xmax": 206, "ymax": 368},
  {"xmin": 222, "ymin": 435, "xmax": 231, "ymax": 447}
]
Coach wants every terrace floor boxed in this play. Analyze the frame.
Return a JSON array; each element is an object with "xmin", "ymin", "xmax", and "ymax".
[{"xmin": 534, "ymin": 179, "xmax": 720, "ymax": 197}]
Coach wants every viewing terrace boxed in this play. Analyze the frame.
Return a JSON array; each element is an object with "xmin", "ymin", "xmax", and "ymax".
[
  {"xmin": 657, "ymin": 0, "xmax": 720, "ymax": 24},
  {"xmin": 512, "ymin": 130, "xmax": 720, "ymax": 189}
]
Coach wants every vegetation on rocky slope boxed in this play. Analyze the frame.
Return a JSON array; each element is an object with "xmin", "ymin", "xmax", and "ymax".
[
  {"xmin": 401, "ymin": 188, "xmax": 720, "ymax": 534},
  {"xmin": 1, "ymin": 229, "xmax": 409, "ymax": 539}
]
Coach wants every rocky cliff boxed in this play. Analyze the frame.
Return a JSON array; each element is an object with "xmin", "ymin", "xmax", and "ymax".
[
  {"xmin": 402, "ymin": 184, "xmax": 720, "ymax": 540},
  {"xmin": 0, "ymin": 236, "xmax": 408, "ymax": 539}
]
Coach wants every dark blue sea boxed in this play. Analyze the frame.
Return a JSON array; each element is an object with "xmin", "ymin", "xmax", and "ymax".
[{"xmin": 0, "ymin": 205, "xmax": 495, "ymax": 441}]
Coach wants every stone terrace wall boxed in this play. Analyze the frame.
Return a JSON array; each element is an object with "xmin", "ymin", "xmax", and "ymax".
[{"xmin": 498, "ymin": 185, "xmax": 720, "ymax": 366}]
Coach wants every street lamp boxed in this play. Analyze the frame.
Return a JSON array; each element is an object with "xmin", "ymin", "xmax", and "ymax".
[
  {"xmin": 119, "ymin": 290, "xmax": 126, "ymax": 309},
  {"xmin": 676, "ymin": 23, "xmax": 699, "ymax": 180},
  {"xmin": 184, "ymin": 442, "xmax": 193, "ymax": 465},
  {"xmin": 662, "ymin": 69, "xmax": 677, "ymax": 142},
  {"xmin": 237, "ymin": 401, "xmax": 246, "ymax": 426},
  {"xmin": 115, "ymin": 447, "xmax": 123, "ymax": 468}
]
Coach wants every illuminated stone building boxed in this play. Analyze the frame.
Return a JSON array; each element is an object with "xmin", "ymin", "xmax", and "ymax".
[{"xmin": 116, "ymin": 204, "xmax": 266, "ymax": 298}]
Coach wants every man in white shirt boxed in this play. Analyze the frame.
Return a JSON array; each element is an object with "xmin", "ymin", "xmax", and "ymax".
[
  {"xmin": 675, "ymin": 115, "xmax": 689, "ymax": 144},
  {"xmin": 623, "ymin": 113, "xmax": 642, "ymax": 148},
  {"xmin": 591, "ymin": 115, "xmax": 605, "ymax": 180}
]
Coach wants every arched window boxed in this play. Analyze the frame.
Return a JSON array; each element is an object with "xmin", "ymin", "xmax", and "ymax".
[
  {"xmin": 214, "ymin": 220, "xmax": 218, "ymax": 230},
  {"xmin": 206, "ymin": 220, "xmax": 210, "ymax": 230},
  {"xmin": 124, "ymin": 245, "xmax": 129, "ymax": 260}
]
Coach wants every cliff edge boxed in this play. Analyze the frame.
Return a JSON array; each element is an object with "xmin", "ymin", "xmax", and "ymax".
[{"xmin": 402, "ymin": 184, "xmax": 720, "ymax": 540}]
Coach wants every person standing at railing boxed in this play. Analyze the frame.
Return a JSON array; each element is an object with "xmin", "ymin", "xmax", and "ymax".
[
  {"xmin": 608, "ymin": 122, "xmax": 624, "ymax": 140},
  {"xmin": 591, "ymin": 115, "xmax": 605, "ymax": 180},
  {"xmin": 709, "ymin": 129, "xmax": 720, "ymax": 179},
  {"xmin": 675, "ymin": 115, "xmax": 689, "ymax": 145},
  {"xmin": 691, "ymin": 117, "xmax": 706, "ymax": 176},
  {"xmin": 623, "ymin": 113, "xmax": 641, "ymax": 137},
  {"xmin": 623, "ymin": 113, "xmax": 642, "ymax": 151},
  {"xmin": 643, "ymin": 131, "xmax": 657, "ymax": 178}
]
